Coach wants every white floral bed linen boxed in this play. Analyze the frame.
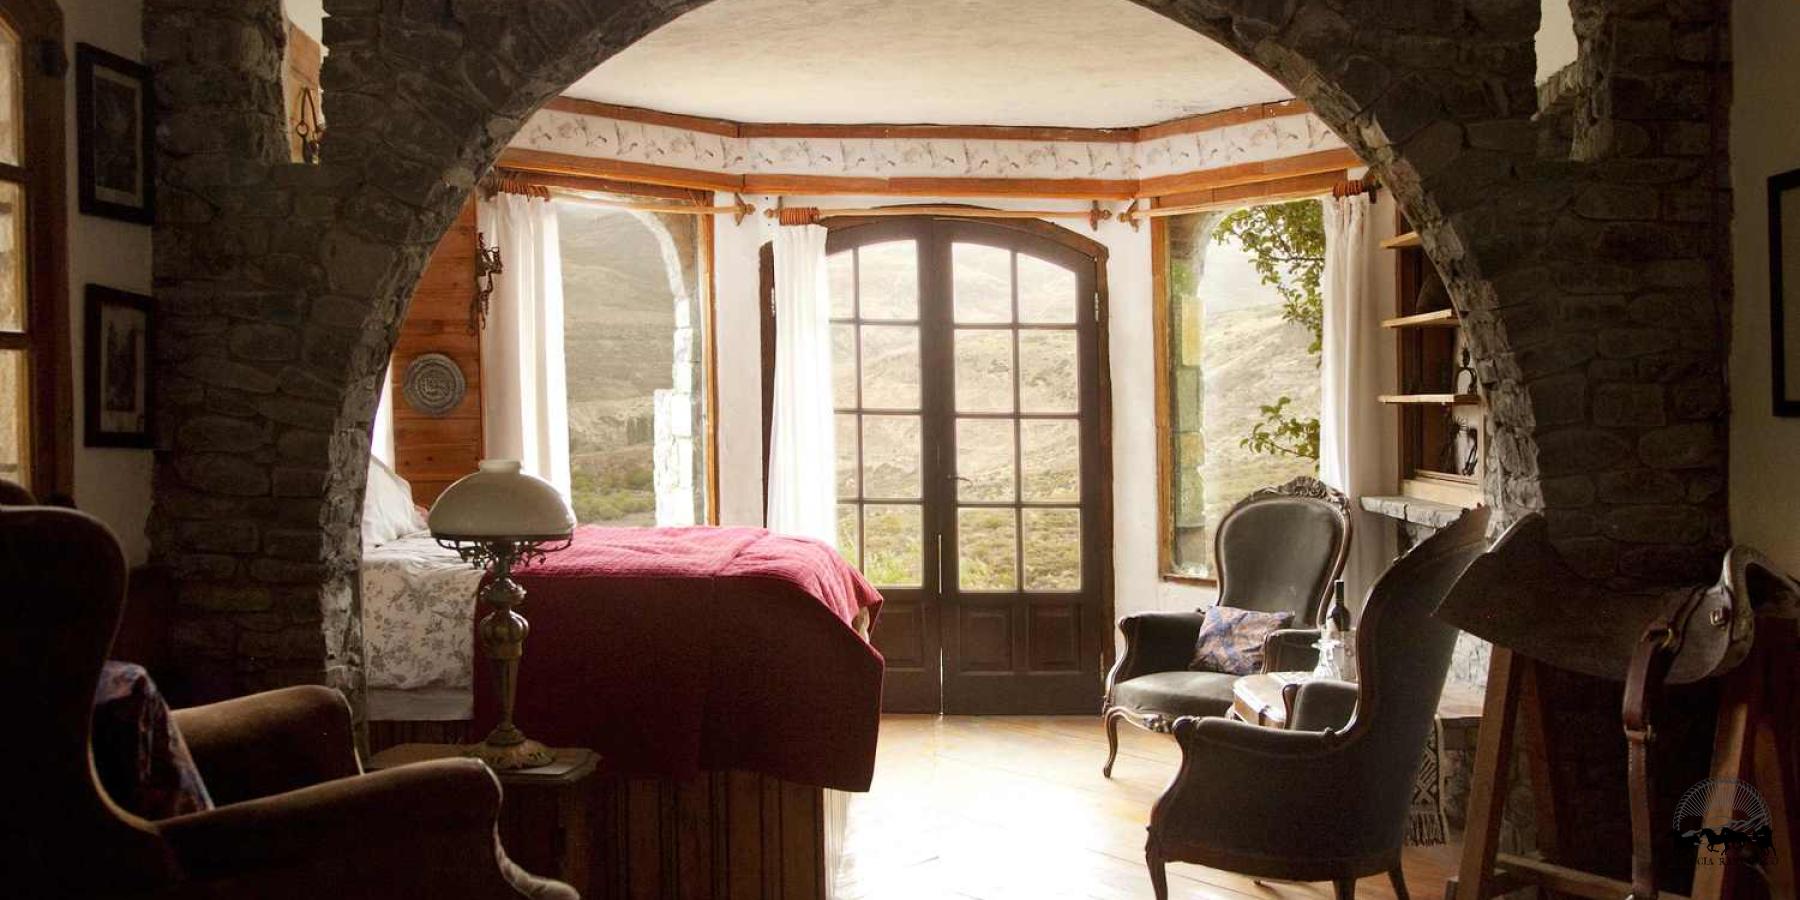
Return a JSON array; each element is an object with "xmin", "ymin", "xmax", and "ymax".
[{"xmin": 361, "ymin": 532, "xmax": 483, "ymax": 720}]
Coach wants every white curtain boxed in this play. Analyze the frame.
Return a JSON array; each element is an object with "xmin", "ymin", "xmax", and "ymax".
[
  {"xmin": 371, "ymin": 361, "xmax": 395, "ymax": 466},
  {"xmin": 478, "ymin": 193, "xmax": 572, "ymax": 499},
  {"xmin": 1319, "ymin": 194, "xmax": 1394, "ymax": 606},
  {"xmin": 766, "ymin": 224, "xmax": 837, "ymax": 546}
]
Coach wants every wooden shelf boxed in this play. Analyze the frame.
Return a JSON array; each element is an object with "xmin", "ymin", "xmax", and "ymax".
[
  {"xmin": 1402, "ymin": 475, "xmax": 1482, "ymax": 509},
  {"xmin": 1381, "ymin": 231, "xmax": 1422, "ymax": 250},
  {"xmin": 1382, "ymin": 308, "xmax": 1458, "ymax": 329},
  {"xmin": 1380, "ymin": 393, "xmax": 1481, "ymax": 406}
]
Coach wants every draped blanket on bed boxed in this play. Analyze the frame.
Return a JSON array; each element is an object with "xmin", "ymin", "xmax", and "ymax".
[{"xmin": 470, "ymin": 526, "xmax": 886, "ymax": 791}]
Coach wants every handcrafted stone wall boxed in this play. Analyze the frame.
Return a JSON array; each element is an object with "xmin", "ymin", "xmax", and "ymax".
[{"xmin": 142, "ymin": 0, "xmax": 1732, "ymax": 722}]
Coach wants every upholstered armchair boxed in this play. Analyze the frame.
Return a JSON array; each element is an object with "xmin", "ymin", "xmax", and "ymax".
[
  {"xmin": 0, "ymin": 503, "xmax": 576, "ymax": 899},
  {"xmin": 1144, "ymin": 507, "xmax": 1491, "ymax": 900},
  {"xmin": 1102, "ymin": 476, "xmax": 1349, "ymax": 777}
]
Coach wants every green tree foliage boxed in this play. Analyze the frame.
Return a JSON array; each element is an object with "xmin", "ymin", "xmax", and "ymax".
[
  {"xmin": 1212, "ymin": 200, "xmax": 1325, "ymax": 461},
  {"xmin": 1239, "ymin": 396, "xmax": 1321, "ymax": 460}
]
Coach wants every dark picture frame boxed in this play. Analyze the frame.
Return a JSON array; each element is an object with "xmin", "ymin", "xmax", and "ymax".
[
  {"xmin": 84, "ymin": 286, "xmax": 154, "ymax": 448},
  {"xmin": 75, "ymin": 43, "xmax": 155, "ymax": 225},
  {"xmin": 1772, "ymin": 168, "xmax": 1800, "ymax": 417}
]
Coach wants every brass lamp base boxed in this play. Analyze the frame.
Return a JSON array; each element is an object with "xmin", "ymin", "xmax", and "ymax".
[{"xmin": 464, "ymin": 732, "xmax": 555, "ymax": 771}]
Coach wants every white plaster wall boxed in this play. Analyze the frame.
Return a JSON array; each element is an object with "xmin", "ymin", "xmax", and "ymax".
[
  {"xmin": 283, "ymin": 0, "xmax": 325, "ymax": 43},
  {"xmin": 712, "ymin": 187, "xmax": 1402, "ymax": 653},
  {"xmin": 60, "ymin": 0, "xmax": 154, "ymax": 565},
  {"xmin": 1730, "ymin": 0, "xmax": 1800, "ymax": 573},
  {"xmin": 1536, "ymin": 0, "xmax": 1578, "ymax": 84}
]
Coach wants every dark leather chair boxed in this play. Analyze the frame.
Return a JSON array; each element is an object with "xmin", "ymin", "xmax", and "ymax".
[
  {"xmin": 1144, "ymin": 507, "xmax": 1491, "ymax": 900},
  {"xmin": 0, "ymin": 476, "xmax": 38, "ymax": 505},
  {"xmin": 0, "ymin": 503, "xmax": 577, "ymax": 899},
  {"xmin": 1102, "ymin": 476, "xmax": 1349, "ymax": 777}
]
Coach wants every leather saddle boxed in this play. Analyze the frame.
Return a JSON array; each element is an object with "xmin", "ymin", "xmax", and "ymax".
[
  {"xmin": 1434, "ymin": 514, "xmax": 1798, "ymax": 686},
  {"xmin": 1435, "ymin": 513, "xmax": 1800, "ymax": 898}
]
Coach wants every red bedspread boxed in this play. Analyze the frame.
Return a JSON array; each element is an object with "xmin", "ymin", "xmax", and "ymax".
[{"xmin": 471, "ymin": 526, "xmax": 885, "ymax": 791}]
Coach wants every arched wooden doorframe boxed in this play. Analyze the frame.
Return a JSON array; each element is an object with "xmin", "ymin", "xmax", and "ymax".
[{"xmin": 761, "ymin": 212, "xmax": 1113, "ymax": 714}]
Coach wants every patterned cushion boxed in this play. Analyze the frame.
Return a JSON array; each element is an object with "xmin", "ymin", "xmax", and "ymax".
[
  {"xmin": 92, "ymin": 661, "xmax": 213, "ymax": 819},
  {"xmin": 1188, "ymin": 605, "xmax": 1294, "ymax": 675}
]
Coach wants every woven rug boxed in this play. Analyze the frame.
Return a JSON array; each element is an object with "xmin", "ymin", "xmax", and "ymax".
[{"xmin": 1406, "ymin": 722, "xmax": 1449, "ymax": 846}]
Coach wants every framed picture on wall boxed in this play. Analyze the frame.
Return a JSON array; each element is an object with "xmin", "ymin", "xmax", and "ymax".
[
  {"xmin": 84, "ymin": 286, "xmax": 154, "ymax": 448},
  {"xmin": 75, "ymin": 43, "xmax": 156, "ymax": 225},
  {"xmin": 1773, "ymin": 168, "xmax": 1800, "ymax": 417}
]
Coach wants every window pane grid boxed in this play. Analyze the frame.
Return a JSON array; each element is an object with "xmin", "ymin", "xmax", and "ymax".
[
  {"xmin": 829, "ymin": 245, "xmax": 925, "ymax": 588},
  {"xmin": 0, "ymin": 21, "xmax": 21, "ymax": 168},
  {"xmin": 0, "ymin": 180, "xmax": 25, "ymax": 334},
  {"xmin": 0, "ymin": 347, "xmax": 28, "ymax": 485}
]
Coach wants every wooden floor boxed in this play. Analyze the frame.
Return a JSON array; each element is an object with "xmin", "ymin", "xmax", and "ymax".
[{"xmin": 836, "ymin": 716, "xmax": 1458, "ymax": 900}]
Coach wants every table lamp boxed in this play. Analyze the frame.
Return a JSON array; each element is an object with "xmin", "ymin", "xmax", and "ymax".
[{"xmin": 429, "ymin": 459, "xmax": 576, "ymax": 770}]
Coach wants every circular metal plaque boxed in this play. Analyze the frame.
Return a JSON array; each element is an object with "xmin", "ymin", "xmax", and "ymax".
[{"xmin": 402, "ymin": 352, "xmax": 466, "ymax": 417}]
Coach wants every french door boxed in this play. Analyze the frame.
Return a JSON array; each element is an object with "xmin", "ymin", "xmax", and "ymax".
[{"xmin": 798, "ymin": 217, "xmax": 1110, "ymax": 715}]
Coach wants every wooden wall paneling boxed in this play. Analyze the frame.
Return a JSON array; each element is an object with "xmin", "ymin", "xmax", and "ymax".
[
  {"xmin": 392, "ymin": 200, "xmax": 483, "ymax": 504},
  {"xmin": 281, "ymin": 22, "xmax": 322, "ymax": 162}
]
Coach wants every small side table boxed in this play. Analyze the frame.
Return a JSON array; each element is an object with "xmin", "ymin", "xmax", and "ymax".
[
  {"xmin": 1230, "ymin": 671, "xmax": 1311, "ymax": 727},
  {"xmin": 367, "ymin": 743, "xmax": 598, "ymax": 894}
]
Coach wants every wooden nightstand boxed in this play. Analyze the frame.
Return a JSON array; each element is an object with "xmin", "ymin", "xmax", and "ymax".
[{"xmin": 367, "ymin": 743, "xmax": 598, "ymax": 894}]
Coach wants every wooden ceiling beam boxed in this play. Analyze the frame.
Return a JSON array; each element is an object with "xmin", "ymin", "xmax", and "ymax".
[
  {"xmin": 496, "ymin": 146, "xmax": 1362, "ymax": 204},
  {"xmin": 537, "ymin": 96, "xmax": 1317, "ymax": 145}
]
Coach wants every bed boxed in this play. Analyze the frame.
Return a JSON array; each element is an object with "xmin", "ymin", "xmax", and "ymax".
[
  {"xmin": 362, "ymin": 523, "xmax": 885, "ymax": 787},
  {"xmin": 358, "ymin": 460, "xmax": 884, "ymax": 898}
]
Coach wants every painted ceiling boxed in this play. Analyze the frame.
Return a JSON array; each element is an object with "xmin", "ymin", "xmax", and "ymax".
[{"xmin": 563, "ymin": 0, "xmax": 1293, "ymax": 128}]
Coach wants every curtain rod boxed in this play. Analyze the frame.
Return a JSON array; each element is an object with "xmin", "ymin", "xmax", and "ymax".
[
  {"xmin": 766, "ymin": 201, "xmax": 1113, "ymax": 231},
  {"xmin": 480, "ymin": 171, "xmax": 755, "ymax": 223},
  {"xmin": 1116, "ymin": 176, "xmax": 1378, "ymax": 228},
  {"xmin": 554, "ymin": 187, "xmax": 755, "ymax": 224}
]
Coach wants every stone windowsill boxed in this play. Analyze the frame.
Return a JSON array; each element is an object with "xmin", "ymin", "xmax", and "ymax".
[{"xmin": 1360, "ymin": 495, "xmax": 1469, "ymax": 530}]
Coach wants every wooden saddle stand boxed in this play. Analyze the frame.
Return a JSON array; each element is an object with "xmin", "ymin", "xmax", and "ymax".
[{"xmin": 1437, "ymin": 515, "xmax": 1800, "ymax": 900}]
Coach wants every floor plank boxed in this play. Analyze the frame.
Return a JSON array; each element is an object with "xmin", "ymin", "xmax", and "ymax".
[{"xmin": 836, "ymin": 715, "xmax": 1457, "ymax": 900}]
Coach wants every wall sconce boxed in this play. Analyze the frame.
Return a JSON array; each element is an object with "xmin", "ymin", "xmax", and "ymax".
[
  {"xmin": 471, "ymin": 231, "xmax": 503, "ymax": 334},
  {"xmin": 295, "ymin": 87, "xmax": 324, "ymax": 165}
]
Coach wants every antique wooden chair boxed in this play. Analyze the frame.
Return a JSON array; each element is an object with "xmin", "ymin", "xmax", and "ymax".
[
  {"xmin": 1144, "ymin": 507, "xmax": 1491, "ymax": 900},
  {"xmin": 0, "ymin": 502, "xmax": 577, "ymax": 899},
  {"xmin": 1102, "ymin": 476, "xmax": 1350, "ymax": 777}
]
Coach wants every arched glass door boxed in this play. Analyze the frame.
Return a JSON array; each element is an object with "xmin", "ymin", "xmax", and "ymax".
[{"xmin": 792, "ymin": 217, "xmax": 1109, "ymax": 714}]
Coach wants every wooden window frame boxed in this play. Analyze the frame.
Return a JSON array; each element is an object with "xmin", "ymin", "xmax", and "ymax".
[
  {"xmin": 1152, "ymin": 171, "xmax": 1344, "ymax": 586},
  {"xmin": 0, "ymin": 0, "xmax": 71, "ymax": 499}
]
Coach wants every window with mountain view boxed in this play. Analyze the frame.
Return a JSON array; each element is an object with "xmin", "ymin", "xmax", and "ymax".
[
  {"xmin": 1160, "ymin": 199, "xmax": 1324, "ymax": 580},
  {"xmin": 558, "ymin": 197, "xmax": 710, "ymax": 527}
]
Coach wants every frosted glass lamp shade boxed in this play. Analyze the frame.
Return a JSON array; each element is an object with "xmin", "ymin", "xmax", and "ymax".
[{"xmin": 428, "ymin": 459, "xmax": 576, "ymax": 541}]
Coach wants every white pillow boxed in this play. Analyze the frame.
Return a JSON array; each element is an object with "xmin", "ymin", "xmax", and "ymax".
[{"xmin": 363, "ymin": 458, "xmax": 426, "ymax": 549}]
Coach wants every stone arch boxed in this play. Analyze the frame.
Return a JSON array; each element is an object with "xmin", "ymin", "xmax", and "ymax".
[{"xmin": 145, "ymin": 0, "xmax": 1730, "ymax": 699}]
